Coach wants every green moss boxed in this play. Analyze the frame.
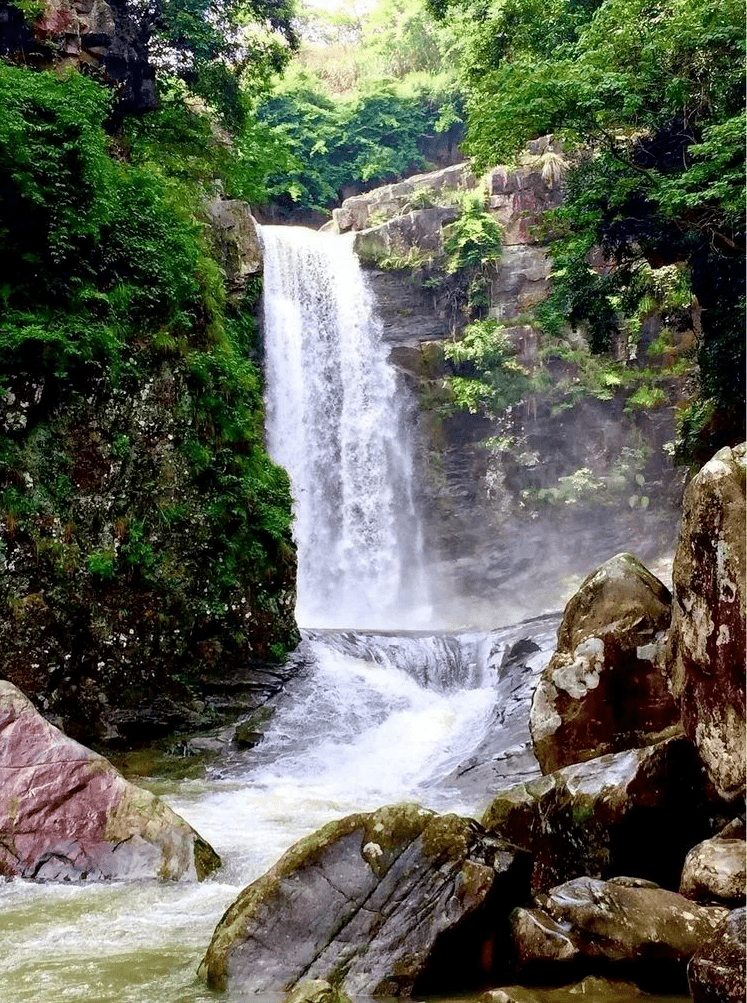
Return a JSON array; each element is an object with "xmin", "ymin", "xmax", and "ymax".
[{"xmin": 0, "ymin": 63, "xmax": 298, "ymax": 745}]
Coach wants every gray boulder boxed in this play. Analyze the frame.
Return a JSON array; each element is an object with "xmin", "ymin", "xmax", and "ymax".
[
  {"xmin": 511, "ymin": 876, "xmax": 729, "ymax": 990},
  {"xmin": 530, "ymin": 552, "xmax": 678, "ymax": 774},
  {"xmin": 680, "ymin": 835, "xmax": 746, "ymax": 906},
  {"xmin": 688, "ymin": 907, "xmax": 746, "ymax": 1003},
  {"xmin": 482, "ymin": 737, "xmax": 727, "ymax": 894},
  {"xmin": 199, "ymin": 802, "xmax": 530, "ymax": 996},
  {"xmin": 0, "ymin": 681, "xmax": 220, "ymax": 881},
  {"xmin": 666, "ymin": 443, "xmax": 746, "ymax": 800}
]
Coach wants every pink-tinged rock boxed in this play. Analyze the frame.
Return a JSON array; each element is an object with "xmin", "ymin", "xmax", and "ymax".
[
  {"xmin": 0, "ymin": 681, "xmax": 220, "ymax": 881},
  {"xmin": 666, "ymin": 443, "xmax": 746, "ymax": 800}
]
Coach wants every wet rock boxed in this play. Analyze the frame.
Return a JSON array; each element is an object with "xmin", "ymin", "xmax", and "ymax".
[
  {"xmin": 0, "ymin": 681, "xmax": 220, "ymax": 881},
  {"xmin": 666, "ymin": 443, "xmax": 746, "ymax": 801},
  {"xmin": 680, "ymin": 836, "xmax": 746, "ymax": 906},
  {"xmin": 204, "ymin": 198, "xmax": 262, "ymax": 299},
  {"xmin": 481, "ymin": 988, "xmax": 543, "ymax": 1003},
  {"xmin": 482, "ymin": 737, "xmax": 727, "ymax": 894},
  {"xmin": 688, "ymin": 907, "xmax": 746, "ymax": 1003},
  {"xmin": 530, "ymin": 552, "xmax": 678, "ymax": 774},
  {"xmin": 511, "ymin": 876, "xmax": 729, "ymax": 990},
  {"xmin": 482, "ymin": 976, "xmax": 644, "ymax": 1002},
  {"xmin": 199, "ymin": 802, "xmax": 530, "ymax": 996},
  {"xmin": 285, "ymin": 980, "xmax": 352, "ymax": 1003}
]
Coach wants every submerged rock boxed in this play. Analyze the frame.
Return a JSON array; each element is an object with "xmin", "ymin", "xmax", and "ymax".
[
  {"xmin": 199, "ymin": 802, "xmax": 530, "ymax": 996},
  {"xmin": 511, "ymin": 876, "xmax": 729, "ymax": 990},
  {"xmin": 688, "ymin": 906, "xmax": 746, "ymax": 1003},
  {"xmin": 482, "ymin": 737, "xmax": 727, "ymax": 894},
  {"xmin": 285, "ymin": 980, "xmax": 352, "ymax": 1003},
  {"xmin": 666, "ymin": 442, "xmax": 746, "ymax": 801},
  {"xmin": 0, "ymin": 681, "xmax": 220, "ymax": 881},
  {"xmin": 530, "ymin": 552, "xmax": 677, "ymax": 774}
]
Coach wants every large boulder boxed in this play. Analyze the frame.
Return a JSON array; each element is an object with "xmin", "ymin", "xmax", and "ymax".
[
  {"xmin": 199, "ymin": 802, "xmax": 530, "ymax": 997},
  {"xmin": 688, "ymin": 907, "xmax": 746, "ymax": 1003},
  {"xmin": 511, "ymin": 876, "xmax": 729, "ymax": 991},
  {"xmin": 530, "ymin": 553, "xmax": 678, "ymax": 774},
  {"xmin": 666, "ymin": 443, "xmax": 746, "ymax": 801},
  {"xmin": 481, "ymin": 737, "xmax": 728, "ymax": 895},
  {"xmin": 679, "ymin": 835, "xmax": 746, "ymax": 906},
  {"xmin": 0, "ymin": 681, "xmax": 220, "ymax": 881}
]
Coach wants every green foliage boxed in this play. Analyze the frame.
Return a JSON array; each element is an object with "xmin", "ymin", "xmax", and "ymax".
[
  {"xmin": 443, "ymin": 193, "xmax": 502, "ymax": 273},
  {"xmin": 87, "ymin": 550, "xmax": 116, "ymax": 579},
  {"xmin": 257, "ymin": 74, "xmax": 461, "ymax": 210},
  {"xmin": 0, "ymin": 62, "xmax": 298, "ymax": 707},
  {"xmin": 124, "ymin": 76, "xmax": 298, "ymax": 205},
  {"xmin": 428, "ymin": 0, "xmax": 745, "ymax": 460},
  {"xmin": 444, "ymin": 319, "xmax": 531, "ymax": 414},
  {"xmin": 252, "ymin": 0, "xmax": 465, "ymax": 211},
  {"xmin": 522, "ymin": 444, "xmax": 650, "ymax": 507}
]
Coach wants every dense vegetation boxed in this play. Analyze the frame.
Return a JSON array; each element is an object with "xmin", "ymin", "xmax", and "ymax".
[
  {"xmin": 426, "ymin": 0, "xmax": 745, "ymax": 462},
  {"xmin": 0, "ymin": 56, "xmax": 298, "ymax": 742},
  {"xmin": 254, "ymin": 0, "xmax": 464, "ymax": 211}
]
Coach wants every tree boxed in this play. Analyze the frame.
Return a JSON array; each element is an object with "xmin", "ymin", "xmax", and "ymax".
[{"xmin": 427, "ymin": 0, "xmax": 745, "ymax": 461}]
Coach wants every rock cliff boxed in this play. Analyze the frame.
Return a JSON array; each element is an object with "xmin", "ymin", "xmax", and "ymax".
[{"xmin": 324, "ymin": 151, "xmax": 688, "ymax": 623}]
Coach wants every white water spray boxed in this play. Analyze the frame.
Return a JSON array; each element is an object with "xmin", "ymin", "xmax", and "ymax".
[{"xmin": 260, "ymin": 225, "xmax": 430, "ymax": 629}]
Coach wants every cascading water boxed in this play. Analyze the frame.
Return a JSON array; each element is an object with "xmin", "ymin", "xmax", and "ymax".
[
  {"xmin": 260, "ymin": 225, "xmax": 430, "ymax": 629},
  {"xmin": 0, "ymin": 220, "xmax": 688, "ymax": 1003}
]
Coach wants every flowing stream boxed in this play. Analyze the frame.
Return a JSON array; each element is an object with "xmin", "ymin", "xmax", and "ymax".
[{"xmin": 0, "ymin": 228, "xmax": 688, "ymax": 1003}]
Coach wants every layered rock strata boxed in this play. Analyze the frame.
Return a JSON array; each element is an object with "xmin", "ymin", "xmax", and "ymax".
[{"xmin": 199, "ymin": 802, "xmax": 530, "ymax": 996}]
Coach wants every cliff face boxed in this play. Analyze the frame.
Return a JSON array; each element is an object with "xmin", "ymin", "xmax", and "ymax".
[
  {"xmin": 0, "ymin": 0, "xmax": 155, "ymax": 116},
  {"xmin": 329, "ymin": 151, "xmax": 690, "ymax": 623},
  {"xmin": 0, "ymin": 345, "xmax": 299, "ymax": 747}
]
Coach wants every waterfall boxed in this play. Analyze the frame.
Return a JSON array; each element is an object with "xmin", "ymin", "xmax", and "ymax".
[{"xmin": 260, "ymin": 225, "xmax": 430, "ymax": 629}]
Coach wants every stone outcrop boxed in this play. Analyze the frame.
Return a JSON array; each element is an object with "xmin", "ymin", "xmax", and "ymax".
[
  {"xmin": 0, "ymin": 0, "xmax": 156, "ymax": 116},
  {"xmin": 199, "ymin": 802, "xmax": 530, "ymax": 996},
  {"xmin": 0, "ymin": 680, "xmax": 220, "ymax": 881},
  {"xmin": 688, "ymin": 907, "xmax": 746, "ymax": 1003},
  {"xmin": 511, "ymin": 876, "xmax": 729, "ymax": 990},
  {"xmin": 0, "ymin": 349, "xmax": 298, "ymax": 748},
  {"xmin": 481, "ymin": 737, "xmax": 727, "ymax": 895},
  {"xmin": 679, "ymin": 835, "xmax": 746, "ymax": 906},
  {"xmin": 333, "ymin": 163, "xmax": 475, "ymax": 234},
  {"xmin": 666, "ymin": 442, "xmax": 746, "ymax": 801},
  {"xmin": 529, "ymin": 552, "xmax": 678, "ymax": 773},
  {"xmin": 205, "ymin": 198, "xmax": 263, "ymax": 300}
]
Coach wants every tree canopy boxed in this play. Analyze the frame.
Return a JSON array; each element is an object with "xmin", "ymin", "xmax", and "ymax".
[{"xmin": 426, "ymin": 0, "xmax": 745, "ymax": 460}]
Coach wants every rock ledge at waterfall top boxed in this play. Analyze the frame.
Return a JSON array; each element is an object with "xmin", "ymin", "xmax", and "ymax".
[{"xmin": 0, "ymin": 680, "xmax": 220, "ymax": 881}]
